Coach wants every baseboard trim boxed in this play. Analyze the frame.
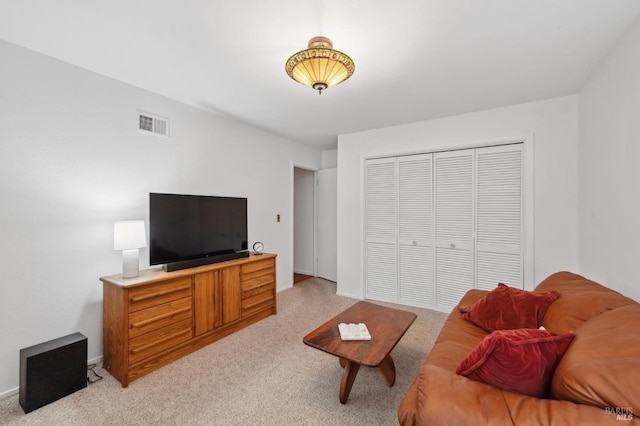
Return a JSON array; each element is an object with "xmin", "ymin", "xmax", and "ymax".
[
  {"xmin": 0, "ymin": 386, "xmax": 19, "ymax": 400},
  {"xmin": 336, "ymin": 291, "xmax": 361, "ymax": 300},
  {"xmin": 88, "ymin": 355, "xmax": 103, "ymax": 367},
  {"xmin": 277, "ymin": 283, "xmax": 293, "ymax": 292}
]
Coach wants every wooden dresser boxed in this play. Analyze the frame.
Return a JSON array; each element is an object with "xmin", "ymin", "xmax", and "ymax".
[{"xmin": 101, "ymin": 253, "xmax": 276, "ymax": 387}]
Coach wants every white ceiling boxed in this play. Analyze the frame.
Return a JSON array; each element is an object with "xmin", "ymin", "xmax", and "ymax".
[{"xmin": 1, "ymin": 1, "xmax": 640, "ymax": 150}]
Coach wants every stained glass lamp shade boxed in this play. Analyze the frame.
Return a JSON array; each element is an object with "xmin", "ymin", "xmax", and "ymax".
[{"xmin": 285, "ymin": 36, "xmax": 355, "ymax": 94}]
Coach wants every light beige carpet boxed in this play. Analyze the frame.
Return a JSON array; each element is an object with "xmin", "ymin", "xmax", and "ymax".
[{"xmin": 0, "ymin": 278, "xmax": 447, "ymax": 426}]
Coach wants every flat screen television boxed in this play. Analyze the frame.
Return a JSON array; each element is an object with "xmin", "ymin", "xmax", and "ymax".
[{"xmin": 149, "ymin": 193, "xmax": 249, "ymax": 272}]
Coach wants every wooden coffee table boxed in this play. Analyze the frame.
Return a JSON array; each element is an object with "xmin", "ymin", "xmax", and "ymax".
[{"xmin": 303, "ymin": 301, "xmax": 417, "ymax": 404}]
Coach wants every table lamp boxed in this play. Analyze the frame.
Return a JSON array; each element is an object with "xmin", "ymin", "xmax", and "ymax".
[{"xmin": 114, "ymin": 220, "xmax": 147, "ymax": 278}]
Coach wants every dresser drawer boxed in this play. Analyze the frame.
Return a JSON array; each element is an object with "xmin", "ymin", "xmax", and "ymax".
[
  {"xmin": 128, "ymin": 297, "xmax": 192, "ymax": 339},
  {"xmin": 242, "ymin": 290, "xmax": 274, "ymax": 317},
  {"xmin": 242, "ymin": 274, "xmax": 274, "ymax": 299},
  {"xmin": 241, "ymin": 258, "xmax": 275, "ymax": 281},
  {"xmin": 128, "ymin": 318, "xmax": 192, "ymax": 365},
  {"xmin": 128, "ymin": 277, "xmax": 192, "ymax": 312}
]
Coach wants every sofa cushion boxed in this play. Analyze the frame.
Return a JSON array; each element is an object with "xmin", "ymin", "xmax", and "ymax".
[
  {"xmin": 456, "ymin": 328, "xmax": 575, "ymax": 398},
  {"xmin": 551, "ymin": 304, "xmax": 640, "ymax": 410},
  {"xmin": 463, "ymin": 283, "xmax": 560, "ymax": 332},
  {"xmin": 535, "ymin": 271, "xmax": 637, "ymax": 333}
]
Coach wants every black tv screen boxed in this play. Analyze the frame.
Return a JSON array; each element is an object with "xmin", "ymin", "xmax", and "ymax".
[{"xmin": 149, "ymin": 193, "xmax": 248, "ymax": 269}]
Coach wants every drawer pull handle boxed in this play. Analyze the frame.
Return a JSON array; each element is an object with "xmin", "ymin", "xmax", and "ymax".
[
  {"xmin": 130, "ymin": 286, "xmax": 190, "ymax": 303},
  {"xmin": 130, "ymin": 306, "xmax": 192, "ymax": 329},
  {"xmin": 130, "ymin": 329, "xmax": 192, "ymax": 354}
]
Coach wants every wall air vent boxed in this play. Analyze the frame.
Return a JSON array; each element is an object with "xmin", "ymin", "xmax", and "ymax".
[{"xmin": 137, "ymin": 111, "xmax": 169, "ymax": 137}]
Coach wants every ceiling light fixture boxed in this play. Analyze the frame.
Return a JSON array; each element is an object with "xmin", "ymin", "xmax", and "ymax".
[{"xmin": 285, "ymin": 36, "xmax": 354, "ymax": 94}]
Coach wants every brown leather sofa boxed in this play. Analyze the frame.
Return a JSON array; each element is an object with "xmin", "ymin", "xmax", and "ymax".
[{"xmin": 398, "ymin": 272, "xmax": 640, "ymax": 425}]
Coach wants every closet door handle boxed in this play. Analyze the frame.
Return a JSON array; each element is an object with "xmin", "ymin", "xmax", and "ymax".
[{"xmin": 449, "ymin": 243, "xmax": 456, "ymax": 249}]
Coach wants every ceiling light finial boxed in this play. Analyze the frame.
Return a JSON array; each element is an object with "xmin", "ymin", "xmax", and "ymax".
[{"xmin": 285, "ymin": 36, "xmax": 355, "ymax": 94}]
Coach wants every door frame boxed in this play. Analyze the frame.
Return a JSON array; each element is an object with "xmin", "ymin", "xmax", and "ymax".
[{"xmin": 292, "ymin": 165, "xmax": 318, "ymax": 278}]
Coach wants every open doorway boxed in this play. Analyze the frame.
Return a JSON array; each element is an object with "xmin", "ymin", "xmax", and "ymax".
[{"xmin": 293, "ymin": 167, "xmax": 315, "ymax": 284}]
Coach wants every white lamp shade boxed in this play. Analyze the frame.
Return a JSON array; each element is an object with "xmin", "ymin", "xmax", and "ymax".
[{"xmin": 114, "ymin": 220, "xmax": 147, "ymax": 250}]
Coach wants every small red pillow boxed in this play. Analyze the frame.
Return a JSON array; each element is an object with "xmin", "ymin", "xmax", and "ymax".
[
  {"xmin": 463, "ymin": 283, "xmax": 560, "ymax": 332},
  {"xmin": 456, "ymin": 328, "xmax": 575, "ymax": 398}
]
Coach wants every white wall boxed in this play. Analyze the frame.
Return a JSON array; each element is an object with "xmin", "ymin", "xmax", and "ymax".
[
  {"xmin": 317, "ymin": 167, "xmax": 338, "ymax": 282},
  {"xmin": 336, "ymin": 96, "xmax": 580, "ymax": 300},
  {"xmin": 0, "ymin": 40, "xmax": 321, "ymax": 397},
  {"xmin": 322, "ymin": 150, "xmax": 338, "ymax": 169},
  {"xmin": 579, "ymin": 18, "xmax": 640, "ymax": 302},
  {"xmin": 293, "ymin": 167, "xmax": 315, "ymax": 275}
]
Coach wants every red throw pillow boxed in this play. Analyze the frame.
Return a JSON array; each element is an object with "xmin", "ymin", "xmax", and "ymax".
[
  {"xmin": 456, "ymin": 328, "xmax": 575, "ymax": 398},
  {"xmin": 463, "ymin": 283, "xmax": 560, "ymax": 332}
]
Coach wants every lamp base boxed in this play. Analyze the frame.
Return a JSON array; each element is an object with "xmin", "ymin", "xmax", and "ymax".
[{"xmin": 122, "ymin": 249, "xmax": 140, "ymax": 278}]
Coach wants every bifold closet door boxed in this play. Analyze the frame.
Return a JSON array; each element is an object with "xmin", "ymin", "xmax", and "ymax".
[
  {"xmin": 365, "ymin": 155, "xmax": 435, "ymax": 307},
  {"xmin": 365, "ymin": 158, "xmax": 397, "ymax": 302},
  {"xmin": 475, "ymin": 144, "xmax": 523, "ymax": 290},
  {"xmin": 434, "ymin": 149, "xmax": 475, "ymax": 311},
  {"xmin": 364, "ymin": 143, "xmax": 524, "ymax": 311},
  {"xmin": 398, "ymin": 154, "xmax": 434, "ymax": 308}
]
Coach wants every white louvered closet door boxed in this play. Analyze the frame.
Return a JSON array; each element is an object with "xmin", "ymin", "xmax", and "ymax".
[
  {"xmin": 364, "ymin": 143, "xmax": 524, "ymax": 311},
  {"xmin": 475, "ymin": 144, "xmax": 523, "ymax": 290},
  {"xmin": 365, "ymin": 158, "xmax": 398, "ymax": 302},
  {"xmin": 398, "ymin": 154, "xmax": 434, "ymax": 308},
  {"xmin": 434, "ymin": 149, "xmax": 475, "ymax": 311}
]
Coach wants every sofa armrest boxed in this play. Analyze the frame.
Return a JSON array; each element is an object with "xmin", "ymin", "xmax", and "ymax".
[{"xmin": 398, "ymin": 365, "xmax": 634, "ymax": 426}]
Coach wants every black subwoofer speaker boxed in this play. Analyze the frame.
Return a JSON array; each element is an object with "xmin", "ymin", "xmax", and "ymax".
[{"xmin": 19, "ymin": 332, "xmax": 88, "ymax": 413}]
